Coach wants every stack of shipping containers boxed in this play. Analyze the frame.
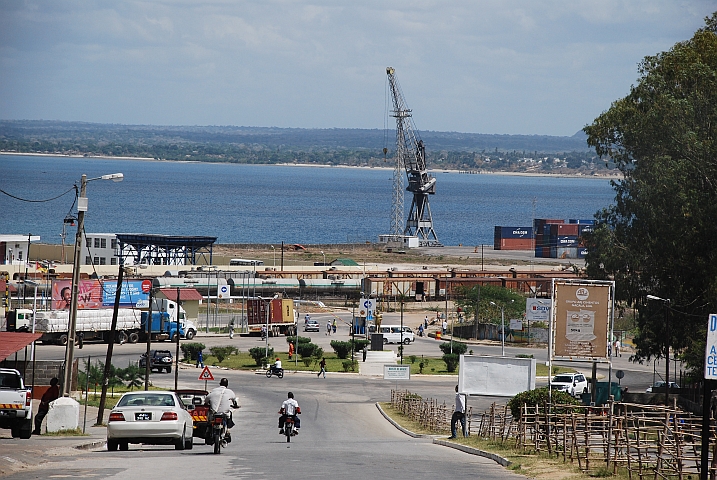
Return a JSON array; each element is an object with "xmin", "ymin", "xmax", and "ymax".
[
  {"xmin": 533, "ymin": 219, "xmax": 593, "ymax": 259},
  {"xmin": 493, "ymin": 226, "xmax": 534, "ymax": 250}
]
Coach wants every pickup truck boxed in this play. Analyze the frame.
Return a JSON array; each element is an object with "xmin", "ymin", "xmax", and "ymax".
[
  {"xmin": 139, "ymin": 350, "xmax": 174, "ymax": 373},
  {"xmin": 0, "ymin": 368, "xmax": 33, "ymax": 438}
]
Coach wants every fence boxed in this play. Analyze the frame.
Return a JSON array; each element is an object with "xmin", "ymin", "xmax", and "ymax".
[{"xmin": 391, "ymin": 389, "xmax": 717, "ymax": 479}]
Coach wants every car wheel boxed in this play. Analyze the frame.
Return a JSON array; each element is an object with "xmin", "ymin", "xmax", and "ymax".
[
  {"xmin": 185, "ymin": 330, "xmax": 195, "ymax": 340},
  {"xmin": 19, "ymin": 419, "xmax": 32, "ymax": 439},
  {"xmin": 383, "ymin": 338, "xmax": 388, "ymax": 344},
  {"xmin": 184, "ymin": 433, "xmax": 193, "ymax": 450},
  {"xmin": 59, "ymin": 334, "xmax": 68, "ymax": 346},
  {"xmin": 166, "ymin": 366, "xmax": 172, "ymax": 373},
  {"xmin": 107, "ymin": 440, "xmax": 118, "ymax": 451},
  {"xmin": 10, "ymin": 426, "xmax": 20, "ymax": 438},
  {"xmin": 175, "ymin": 429, "xmax": 186, "ymax": 450},
  {"xmin": 128, "ymin": 332, "xmax": 139, "ymax": 344},
  {"xmin": 119, "ymin": 442, "xmax": 129, "ymax": 451},
  {"xmin": 403, "ymin": 338, "xmax": 411, "ymax": 345}
]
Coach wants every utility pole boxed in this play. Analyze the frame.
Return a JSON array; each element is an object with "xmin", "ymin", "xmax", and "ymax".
[{"xmin": 97, "ymin": 262, "xmax": 123, "ymax": 424}]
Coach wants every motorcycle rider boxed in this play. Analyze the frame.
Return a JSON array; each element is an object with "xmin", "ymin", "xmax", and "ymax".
[
  {"xmin": 205, "ymin": 378, "xmax": 240, "ymax": 443},
  {"xmin": 278, "ymin": 391, "xmax": 301, "ymax": 434},
  {"xmin": 270, "ymin": 357, "xmax": 282, "ymax": 374}
]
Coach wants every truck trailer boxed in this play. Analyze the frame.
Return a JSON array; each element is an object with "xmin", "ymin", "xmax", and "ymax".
[
  {"xmin": 33, "ymin": 308, "xmax": 142, "ymax": 345},
  {"xmin": 246, "ymin": 298, "xmax": 297, "ymax": 337}
]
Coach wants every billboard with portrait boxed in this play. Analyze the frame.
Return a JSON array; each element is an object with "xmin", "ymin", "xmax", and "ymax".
[
  {"xmin": 102, "ymin": 280, "xmax": 152, "ymax": 308},
  {"xmin": 52, "ymin": 280, "xmax": 103, "ymax": 310},
  {"xmin": 552, "ymin": 281, "xmax": 613, "ymax": 359}
]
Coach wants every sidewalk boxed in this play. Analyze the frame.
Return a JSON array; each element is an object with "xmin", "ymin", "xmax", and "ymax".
[{"xmin": 0, "ymin": 401, "xmax": 107, "ymax": 477}]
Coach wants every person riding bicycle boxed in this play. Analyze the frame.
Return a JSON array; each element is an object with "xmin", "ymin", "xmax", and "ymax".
[
  {"xmin": 278, "ymin": 391, "xmax": 301, "ymax": 434},
  {"xmin": 205, "ymin": 378, "xmax": 240, "ymax": 442}
]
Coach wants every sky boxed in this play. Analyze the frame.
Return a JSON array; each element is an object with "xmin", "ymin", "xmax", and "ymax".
[{"xmin": 0, "ymin": 1, "xmax": 714, "ymax": 137}]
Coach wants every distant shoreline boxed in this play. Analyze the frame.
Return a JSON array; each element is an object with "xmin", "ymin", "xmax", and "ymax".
[{"xmin": 0, "ymin": 151, "xmax": 622, "ymax": 180}]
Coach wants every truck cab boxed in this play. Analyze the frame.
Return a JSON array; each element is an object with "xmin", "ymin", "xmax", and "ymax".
[
  {"xmin": 5, "ymin": 309, "xmax": 33, "ymax": 332},
  {"xmin": 0, "ymin": 368, "xmax": 33, "ymax": 438}
]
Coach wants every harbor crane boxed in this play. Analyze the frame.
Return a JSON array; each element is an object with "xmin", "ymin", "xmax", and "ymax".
[{"xmin": 385, "ymin": 66, "xmax": 441, "ymax": 247}]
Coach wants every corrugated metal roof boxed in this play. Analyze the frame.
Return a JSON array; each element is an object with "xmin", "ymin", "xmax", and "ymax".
[
  {"xmin": 0, "ymin": 332, "xmax": 43, "ymax": 362},
  {"xmin": 157, "ymin": 288, "xmax": 203, "ymax": 301}
]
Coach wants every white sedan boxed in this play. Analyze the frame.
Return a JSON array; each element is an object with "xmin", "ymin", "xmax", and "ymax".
[{"xmin": 107, "ymin": 391, "xmax": 194, "ymax": 451}]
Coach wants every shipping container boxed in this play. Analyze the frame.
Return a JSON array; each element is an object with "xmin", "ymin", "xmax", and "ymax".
[
  {"xmin": 578, "ymin": 224, "xmax": 594, "ymax": 236},
  {"xmin": 556, "ymin": 236, "xmax": 579, "ymax": 247},
  {"xmin": 494, "ymin": 226, "xmax": 533, "ymax": 239},
  {"xmin": 578, "ymin": 247, "xmax": 588, "ymax": 259},
  {"xmin": 557, "ymin": 224, "xmax": 579, "ymax": 236},
  {"xmin": 535, "ymin": 246, "xmax": 544, "ymax": 258},
  {"xmin": 568, "ymin": 219, "xmax": 595, "ymax": 225},
  {"xmin": 497, "ymin": 238, "xmax": 534, "ymax": 250},
  {"xmin": 556, "ymin": 247, "xmax": 581, "ymax": 259}
]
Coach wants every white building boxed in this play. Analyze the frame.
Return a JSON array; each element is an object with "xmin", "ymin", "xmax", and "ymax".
[
  {"xmin": 0, "ymin": 235, "xmax": 41, "ymax": 265},
  {"xmin": 82, "ymin": 233, "xmax": 121, "ymax": 266}
]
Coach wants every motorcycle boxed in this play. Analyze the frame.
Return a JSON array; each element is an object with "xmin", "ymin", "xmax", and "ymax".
[
  {"xmin": 205, "ymin": 411, "xmax": 229, "ymax": 454},
  {"xmin": 266, "ymin": 366, "xmax": 284, "ymax": 379},
  {"xmin": 283, "ymin": 416, "xmax": 296, "ymax": 443}
]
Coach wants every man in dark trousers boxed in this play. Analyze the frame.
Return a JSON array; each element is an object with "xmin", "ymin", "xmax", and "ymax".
[
  {"xmin": 34, "ymin": 377, "xmax": 60, "ymax": 435},
  {"xmin": 449, "ymin": 384, "xmax": 467, "ymax": 439}
]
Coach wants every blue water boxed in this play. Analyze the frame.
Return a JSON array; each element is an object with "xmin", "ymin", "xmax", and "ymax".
[{"xmin": 0, "ymin": 155, "xmax": 616, "ymax": 246}]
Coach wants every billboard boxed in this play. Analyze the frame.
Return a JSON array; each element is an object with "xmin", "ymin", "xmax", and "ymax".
[
  {"xmin": 458, "ymin": 355, "xmax": 535, "ymax": 396},
  {"xmin": 526, "ymin": 298, "xmax": 551, "ymax": 322},
  {"xmin": 52, "ymin": 280, "xmax": 103, "ymax": 310},
  {"xmin": 101, "ymin": 280, "xmax": 152, "ymax": 308},
  {"xmin": 552, "ymin": 281, "xmax": 613, "ymax": 359}
]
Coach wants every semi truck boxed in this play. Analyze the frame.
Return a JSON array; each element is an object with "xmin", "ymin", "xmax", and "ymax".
[
  {"xmin": 246, "ymin": 298, "xmax": 297, "ymax": 336},
  {"xmin": 7, "ymin": 308, "xmax": 183, "ymax": 345}
]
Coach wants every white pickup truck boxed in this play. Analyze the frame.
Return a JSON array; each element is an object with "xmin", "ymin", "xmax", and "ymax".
[{"xmin": 0, "ymin": 368, "xmax": 33, "ymax": 438}]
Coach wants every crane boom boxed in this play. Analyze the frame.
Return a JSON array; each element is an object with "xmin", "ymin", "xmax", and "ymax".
[{"xmin": 386, "ymin": 67, "xmax": 441, "ymax": 247}]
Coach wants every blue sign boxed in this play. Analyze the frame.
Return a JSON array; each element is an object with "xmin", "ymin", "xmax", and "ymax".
[
  {"xmin": 706, "ymin": 314, "xmax": 717, "ymax": 380},
  {"xmin": 102, "ymin": 280, "xmax": 150, "ymax": 308}
]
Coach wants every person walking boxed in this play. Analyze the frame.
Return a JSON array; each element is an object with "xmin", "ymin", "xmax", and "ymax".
[
  {"xmin": 318, "ymin": 357, "xmax": 326, "ymax": 378},
  {"xmin": 326, "ymin": 321, "xmax": 332, "ymax": 336},
  {"xmin": 228, "ymin": 320, "xmax": 234, "ymax": 339},
  {"xmin": 288, "ymin": 342, "xmax": 295, "ymax": 360},
  {"xmin": 33, "ymin": 377, "xmax": 60, "ymax": 435},
  {"xmin": 442, "ymin": 319, "xmax": 448, "ymax": 335},
  {"xmin": 449, "ymin": 385, "xmax": 467, "ymax": 439},
  {"xmin": 424, "ymin": 316, "xmax": 428, "ymax": 329},
  {"xmin": 332, "ymin": 319, "xmax": 337, "ymax": 334},
  {"xmin": 197, "ymin": 350, "xmax": 204, "ymax": 368}
]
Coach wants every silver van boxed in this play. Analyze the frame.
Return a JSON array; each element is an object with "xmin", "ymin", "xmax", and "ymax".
[{"xmin": 369, "ymin": 325, "xmax": 414, "ymax": 345}]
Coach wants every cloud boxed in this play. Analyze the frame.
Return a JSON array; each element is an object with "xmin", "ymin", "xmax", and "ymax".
[{"xmin": 0, "ymin": 0, "xmax": 714, "ymax": 135}]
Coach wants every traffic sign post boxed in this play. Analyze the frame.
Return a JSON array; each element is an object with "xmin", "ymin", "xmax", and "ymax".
[{"xmin": 198, "ymin": 366, "xmax": 214, "ymax": 391}]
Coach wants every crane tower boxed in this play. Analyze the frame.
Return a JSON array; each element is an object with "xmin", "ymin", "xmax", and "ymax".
[{"xmin": 386, "ymin": 67, "xmax": 441, "ymax": 247}]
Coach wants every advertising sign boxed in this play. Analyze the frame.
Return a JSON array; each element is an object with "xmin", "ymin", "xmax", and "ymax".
[
  {"xmin": 526, "ymin": 298, "xmax": 551, "ymax": 322},
  {"xmin": 101, "ymin": 280, "xmax": 151, "ymax": 308},
  {"xmin": 509, "ymin": 319, "xmax": 523, "ymax": 331},
  {"xmin": 552, "ymin": 281, "xmax": 612, "ymax": 359},
  {"xmin": 52, "ymin": 280, "xmax": 103, "ymax": 310},
  {"xmin": 459, "ymin": 355, "xmax": 535, "ymax": 396},
  {"xmin": 383, "ymin": 365, "xmax": 410, "ymax": 380},
  {"xmin": 705, "ymin": 314, "xmax": 717, "ymax": 380}
]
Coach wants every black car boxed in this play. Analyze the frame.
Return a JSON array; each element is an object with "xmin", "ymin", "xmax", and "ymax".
[{"xmin": 139, "ymin": 350, "xmax": 174, "ymax": 373}]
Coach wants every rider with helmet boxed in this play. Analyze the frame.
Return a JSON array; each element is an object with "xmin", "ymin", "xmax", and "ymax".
[{"xmin": 205, "ymin": 378, "xmax": 240, "ymax": 442}]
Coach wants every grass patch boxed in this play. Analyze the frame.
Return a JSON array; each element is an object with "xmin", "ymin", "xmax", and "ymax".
[
  {"xmin": 379, "ymin": 402, "xmax": 631, "ymax": 480},
  {"xmin": 41, "ymin": 428, "xmax": 87, "ymax": 436}
]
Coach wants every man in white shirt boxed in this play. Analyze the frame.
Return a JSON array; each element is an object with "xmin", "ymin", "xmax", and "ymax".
[
  {"xmin": 279, "ymin": 391, "xmax": 301, "ymax": 433},
  {"xmin": 449, "ymin": 385, "xmax": 466, "ymax": 439},
  {"xmin": 205, "ymin": 378, "xmax": 240, "ymax": 439}
]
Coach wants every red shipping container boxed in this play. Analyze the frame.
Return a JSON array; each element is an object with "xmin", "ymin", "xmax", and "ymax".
[
  {"xmin": 500, "ymin": 238, "xmax": 535, "ymax": 250},
  {"xmin": 557, "ymin": 224, "xmax": 579, "ymax": 235}
]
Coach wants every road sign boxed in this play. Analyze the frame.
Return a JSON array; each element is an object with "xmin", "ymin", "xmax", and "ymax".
[
  {"xmin": 360, "ymin": 298, "xmax": 375, "ymax": 318},
  {"xmin": 141, "ymin": 279, "xmax": 152, "ymax": 293},
  {"xmin": 198, "ymin": 366, "xmax": 214, "ymax": 381},
  {"xmin": 616, "ymin": 370, "xmax": 625, "ymax": 379},
  {"xmin": 705, "ymin": 314, "xmax": 717, "ymax": 379},
  {"xmin": 218, "ymin": 285, "xmax": 230, "ymax": 299}
]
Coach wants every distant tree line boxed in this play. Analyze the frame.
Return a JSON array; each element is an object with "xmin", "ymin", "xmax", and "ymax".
[{"xmin": 0, "ymin": 120, "xmax": 608, "ymax": 174}]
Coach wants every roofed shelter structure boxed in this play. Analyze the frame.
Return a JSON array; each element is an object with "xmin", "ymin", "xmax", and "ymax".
[
  {"xmin": 116, "ymin": 234, "xmax": 217, "ymax": 266},
  {"xmin": 155, "ymin": 288, "xmax": 203, "ymax": 321}
]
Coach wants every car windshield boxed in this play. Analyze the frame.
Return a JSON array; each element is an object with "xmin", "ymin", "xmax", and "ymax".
[
  {"xmin": 117, "ymin": 393, "xmax": 176, "ymax": 407},
  {"xmin": 553, "ymin": 375, "xmax": 575, "ymax": 383}
]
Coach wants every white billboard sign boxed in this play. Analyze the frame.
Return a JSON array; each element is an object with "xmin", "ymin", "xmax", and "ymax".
[
  {"xmin": 384, "ymin": 365, "xmax": 410, "ymax": 380},
  {"xmin": 510, "ymin": 319, "xmax": 523, "ymax": 331},
  {"xmin": 458, "ymin": 355, "xmax": 535, "ymax": 396},
  {"xmin": 526, "ymin": 298, "xmax": 551, "ymax": 322}
]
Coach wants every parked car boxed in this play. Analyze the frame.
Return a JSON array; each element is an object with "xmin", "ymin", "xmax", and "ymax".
[
  {"xmin": 550, "ymin": 373, "xmax": 588, "ymax": 398},
  {"xmin": 304, "ymin": 320, "xmax": 320, "ymax": 332},
  {"xmin": 0, "ymin": 368, "xmax": 33, "ymax": 439},
  {"xmin": 139, "ymin": 350, "xmax": 173, "ymax": 373},
  {"xmin": 646, "ymin": 381, "xmax": 680, "ymax": 393},
  {"xmin": 106, "ymin": 391, "xmax": 194, "ymax": 451}
]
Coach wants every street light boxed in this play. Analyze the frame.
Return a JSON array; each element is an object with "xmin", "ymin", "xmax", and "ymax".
[
  {"xmin": 271, "ymin": 245, "xmax": 275, "ymax": 268},
  {"xmin": 320, "ymin": 251, "xmax": 325, "ymax": 266},
  {"xmin": 63, "ymin": 172, "xmax": 123, "ymax": 397},
  {"xmin": 490, "ymin": 300, "xmax": 514, "ymax": 357},
  {"xmin": 646, "ymin": 294, "xmax": 671, "ymax": 405}
]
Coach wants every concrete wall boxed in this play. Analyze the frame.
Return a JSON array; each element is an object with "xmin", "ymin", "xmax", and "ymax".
[{"xmin": 0, "ymin": 359, "xmax": 77, "ymax": 397}]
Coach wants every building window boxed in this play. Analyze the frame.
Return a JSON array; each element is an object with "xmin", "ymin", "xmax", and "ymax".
[
  {"xmin": 94, "ymin": 238, "xmax": 100, "ymax": 248},
  {"xmin": 94, "ymin": 256, "xmax": 99, "ymax": 265},
  {"xmin": 100, "ymin": 257, "xmax": 106, "ymax": 265},
  {"xmin": 111, "ymin": 239, "xmax": 117, "ymax": 249},
  {"xmin": 101, "ymin": 238, "xmax": 107, "ymax": 249},
  {"xmin": 110, "ymin": 258, "xmax": 117, "ymax": 265},
  {"xmin": 86, "ymin": 238, "xmax": 92, "ymax": 247},
  {"xmin": 85, "ymin": 256, "xmax": 92, "ymax": 265}
]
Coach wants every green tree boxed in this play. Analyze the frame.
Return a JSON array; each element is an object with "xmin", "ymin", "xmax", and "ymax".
[
  {"xmin": 454, "ymin": 285, "xmax": 525, "ymax": 324},
  {"xmin": 583, "ymin": 13, "xmax": 717, "ymax": 378}
]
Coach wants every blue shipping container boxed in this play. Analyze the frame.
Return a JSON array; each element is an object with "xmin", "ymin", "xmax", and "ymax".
[
  {"xmin": 495, "ymin": 226, "xmax": 533, "ymax": 239},
  {"xmin": 578, "ymin": 224, "xmax": 594, "ymax": 235},
  {"xmin": 556, "ymin": 247, "xmax": 581, "ymax": 259},
  {"xmin": 556, "ymin": 235, "xmax": 579, "ymax": 246},
  {"xmin": 568, "ymin": 219, "xmax": 596, "ymax": 225},
  {"xmin": 578, "ymin": 247, "xmax": 588, "ymax": 259}
]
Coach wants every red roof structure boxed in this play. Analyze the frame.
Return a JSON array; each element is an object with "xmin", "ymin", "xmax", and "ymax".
[
  {"xmin": 157, "ymin": 288, "xmax": 203, "ymax": 301},
  {"xmin": 0, "ymin": 333, "xmax": 43, "ymax": 362}
]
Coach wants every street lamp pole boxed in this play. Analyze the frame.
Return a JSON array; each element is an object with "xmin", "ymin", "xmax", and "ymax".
[
  {"xmin": 62, "ymin": 173, "xmax": 123, "ymax": 397},
  {"xmin": 321, "ymin": 251, "xmax": 325, "ymax": 266},
  {"xmin": 271, "ymin": 245, "xmax": 275, "ymax": 268},
  {"xmin": 647, "ymin": 294, "xmax": 671, "ymax": 405}
]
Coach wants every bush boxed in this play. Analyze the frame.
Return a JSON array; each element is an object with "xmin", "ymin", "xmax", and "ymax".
[
  {"xmin": 249, "ymin": 346, "xmax": 274, "ymax": 367},
  {"xmin": 287, "ymin": 336, "xmax": 311, "ymax": 344},
  {"xmin": 442, "ymin": 353, "xmax": 460, "ymax": 372},
  {"xmin": 342, "ymin": 360, "xmax": 358, "ymax": 372},
  {"xmin": 330, "ymin": 340, "xmax": 352, "ymax": 359},
  {"xmin": 408, "ymin": 355, "xmax": 417, "ymax": 364},
  {"xmin": 180, "ymin": 342, "xmax": 206, "ymax": 361},
  {"xmin": 507, "ymin": 387, "xmax": 582, "ymax": 419},
  {"xmin": 439, "ymin": 341, "xmax": 467, "ymax": 355},
  {"xmin": 297, "ymin": 342, "xmax": 323, "ymax": 366},
  {"xmin": 209, "ymin": 346, "xmax": 238, "ymax": 363},
  {"xmin": 351, "ymin": 339, "xmax": 370, "ymax": 351}
]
